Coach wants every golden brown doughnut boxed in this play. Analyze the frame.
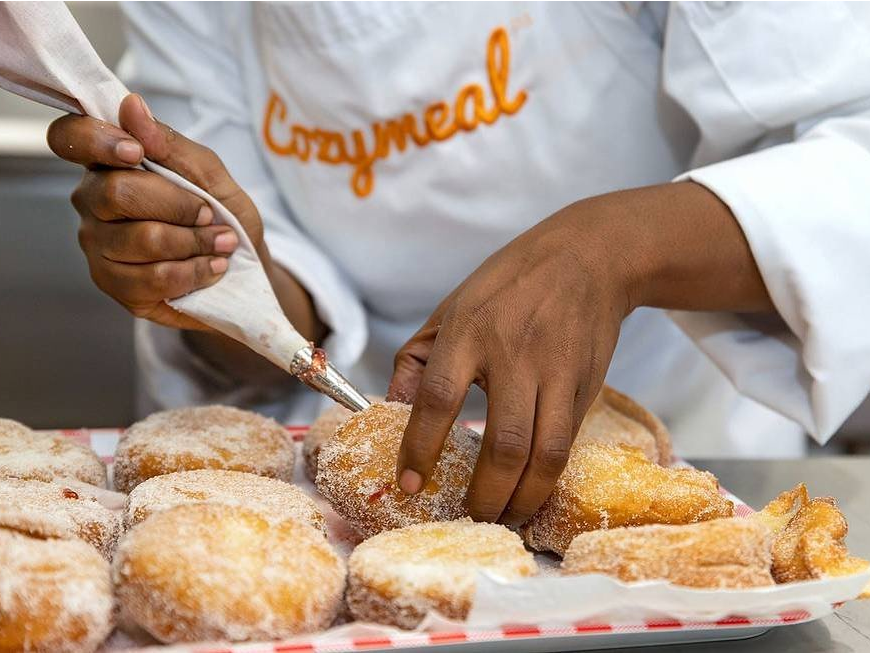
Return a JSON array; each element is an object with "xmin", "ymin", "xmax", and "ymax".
[
  {"xmin": 347, "ymin": 519, "xmax": 538, "ymax": 629},
  {"xmin": 0, "ymin": 418, "xmax": 106, "ymax": 487},
  {"xmin": 522, "ymin": 442, "xmax": 734, "ymax": 556},
  {"xmin": 577, "ymin": 387, "xmax": 672, "ymax": 465},
  {"xmin": 124, "ymin": 469, "xmax": 325, "ymax": 534},
  {"xmin": 561, "ymin": 518, "xmax": 775, "ymax": 589},
  {"xmin": 0, "ymin": 526, "xmax": 114, "ymax": 653},
  {"xmin": 0, "ymin": 477, "xmax": 120, "ymax": 558},
  {"xmin": 113, "ymin": 405, "xmax": 294, "ymax": 493},
  {"xmin": 316, "ymin": 402, "xmax": 482, "ymax": 537},
  {"xmin": 303, "ymin": 395, "xmax": 384, "ymax": 481},
  {"xmin": 114, "ymin": 503, "xmax": 346, "ymax": 642}
]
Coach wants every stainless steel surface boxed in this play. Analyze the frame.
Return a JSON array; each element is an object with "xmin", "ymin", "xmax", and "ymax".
[
  {"xmin": 290, "ymin": 346, "xmax": 372, "ymax": 413},
  {"xmin": 625, "ymin": 457, "xmax": 870, "ymax": 653}
]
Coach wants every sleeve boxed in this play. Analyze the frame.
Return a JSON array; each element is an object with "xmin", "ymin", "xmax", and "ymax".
[
  {"xmin": 116, "ymin": 2, "xmax": 367, "ymax": 412},
  {"xmin": 661, "ymin": 1, "xmax": 870, "ymax": 442}
]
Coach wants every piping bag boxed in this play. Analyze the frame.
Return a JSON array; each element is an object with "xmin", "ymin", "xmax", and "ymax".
[{"xmin": 0, "ymin": 2, "xmax": 370, "ymax": 413}]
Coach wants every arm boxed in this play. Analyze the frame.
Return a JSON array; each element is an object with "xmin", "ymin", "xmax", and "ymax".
[{"xmin": 388, "ymin": 179, "xmax": 772, "ymax": 527}]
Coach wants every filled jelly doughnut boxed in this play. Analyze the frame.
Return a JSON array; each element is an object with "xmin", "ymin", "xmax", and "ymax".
[
  {"xmin": 124, "ymin": 469, "xmax": 325, "ymax": 534},
  {"xmin": 0, "ymin": 477, "xmax": 120, "ymax": 558},
  {"xmin": 113, "ymin": 405, "xmax": 294, "ymax": 493},
  {"xmin": 114, "ymin": 503, "xmax": 346, "ymax": 643},
  {"xmin": 0, "ymin": 526, "xmax": 114, "ymax": 653},
  {"xmin": 0, "ymin": 418, "xmax": 106, "ymax": 487},
  {"xmin": 316, "ymin": 402, "xmax": 482, "ymax": 537},
  {"xmin": 347, "ymin": 519, "xmax": 538, "ymax": 629}
]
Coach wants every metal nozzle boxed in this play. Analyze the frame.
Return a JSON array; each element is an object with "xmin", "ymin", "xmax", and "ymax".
[{"xmin": 290, "ymin": 346, "xmax": 371, "ymax": 413}]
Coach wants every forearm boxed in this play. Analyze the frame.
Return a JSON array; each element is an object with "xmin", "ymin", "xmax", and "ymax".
[
  {"xmin": 575, "ymin": 181, "xmax": 775, "ymax": 316},
  {"xmin": 183, "ymin": 246, "xmax": 328, "ymax": 385}
]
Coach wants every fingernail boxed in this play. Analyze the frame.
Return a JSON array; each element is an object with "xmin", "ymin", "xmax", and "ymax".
[
  {"xmin": 399, "ymin": 469, "xmax": 423, "ymax": 494},
  {"xmin": 195, "ymin": 205, "xmax": 213, "ymax": 226},
  {"xmin": 213, "ymin": 231, "xmax": 238, "ymax": 254},
  {"xmin": 210, "ymin": 257, "xmax": 228, "ymax": 274},
  {"xmin": 137, "ymin": 94, "xmax": 154, "ymax": 121},
  {"xmin": 115, "ymin": 140, "xmax": 142, "ymax": 164}
]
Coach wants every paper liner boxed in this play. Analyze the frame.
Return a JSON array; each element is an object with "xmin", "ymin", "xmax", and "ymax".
[{"xmin": 52, "ymin": 426, "xmax": 867, "ymax": 652}]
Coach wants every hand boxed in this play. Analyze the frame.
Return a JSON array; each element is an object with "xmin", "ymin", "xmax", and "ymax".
[
  {"xmin": 389, "ymin": 183, "xmax": 774, "ymax": 527},
  {"xmin": 47, "ymin": 93, "xmax": 265, "ymax": 331}
]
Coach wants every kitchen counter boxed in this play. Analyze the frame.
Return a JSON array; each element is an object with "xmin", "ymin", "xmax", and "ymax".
[{"xmin": 601, "ymin": 457, "xmax": 870, "ymax": 652}]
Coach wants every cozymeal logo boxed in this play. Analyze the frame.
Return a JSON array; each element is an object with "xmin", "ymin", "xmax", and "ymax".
[{"xmin": 261, "ymin": 26, "xmax": 528, "ymax": 199}]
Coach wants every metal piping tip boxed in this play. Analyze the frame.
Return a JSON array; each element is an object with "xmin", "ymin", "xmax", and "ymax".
[{"xmin": 290, "ymin": 346, "xmax": 372, "ymax": 413}]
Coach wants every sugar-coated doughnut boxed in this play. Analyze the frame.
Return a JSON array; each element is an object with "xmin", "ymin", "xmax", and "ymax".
[
  {"xmin": 303, "ymin": 395, "xmax": 384, "ymax": 481},
  {"xmin": 316, "ymin": 402, "xmax": 482, "ymax": 537},
  {"xmin": 0, "ymin": 418, "xmax": 106, "ymax": 487},
  {"xmin": 113, "ymin": 405, "xmax": 294, "ymax": 493},
  {"xmin": 114, "ymin": 504, "xmax": 346, "ymax": 643},
  {"xmin": 522, "ymin": 442, "xmax": 734, "ymax": 556},
  {"xmin": 577, "ymin": 387, "xmax": 672, "ymax": 465},
  {"xmin": 124, "ymin": 469, "xmax": 325, "ymax": 534},
  {"xmin": 347, "ymin": 519, "xmax": 538, "ymax": 629},
  {"xmin": 0, "ymin": 477, "xmax": 120, "ymax": 558},
  {"xmin": 0, "ymin": 526, "xmax": 114, "ymax": 653},
  {"xmin": 561, "ymin": 518, "xmax": 775, "ymax": 589}
]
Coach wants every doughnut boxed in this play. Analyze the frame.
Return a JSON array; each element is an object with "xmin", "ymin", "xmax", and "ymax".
[
  {"xmin": 522, "ymin": 441, "xmax": 734, "ymax": 556},
  {"xmin": 316, "ymin": 402, "xmax": 482, "ymax": 537},
  {"xmin": 0, "ymin": 526, "xmax": 114, "ymax": 653},
  {"xmin": 114, "ymin": 503, "xmax": 346, "ymax": 642},
  {"xmin": 561, "ymin": 518, "xmax": 775, "ymax": 589},
  {"xmin": 0, "ymin": 418, "xmax": 106, "ymax": 487},
  {"xmin": 113, "ymin": 405, "xmax": 294, "ymax": 493},
  {"xmin": 577, "ymin": 386, "xmax": 672, "ymax": 465},
  {"xmin": 124, "ymin": 469, "xmax": 325, "ymax": 534},
  {"xmin": 0, "ymin": 477, "xmax": 120, "ymax": 558},
  {"xmin": 347, "ymin": 519, "xmax": 538, "ymax": 629},
  {"xmin": 303, "ymin": 395, "xmax": 384, "ymax": 481}
]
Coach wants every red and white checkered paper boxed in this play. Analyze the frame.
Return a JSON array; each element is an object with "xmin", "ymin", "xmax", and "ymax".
[{"xmin": 49, "ymin": 425, "xmax": 867, "ymax": 653}]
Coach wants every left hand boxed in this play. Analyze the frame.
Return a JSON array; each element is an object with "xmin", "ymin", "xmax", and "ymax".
[{"xmin": 388, "ymin": 182, "xmax": 774, "ymax": 527}]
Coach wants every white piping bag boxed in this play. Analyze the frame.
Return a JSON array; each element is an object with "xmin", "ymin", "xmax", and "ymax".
[{"xmin": 0, "ymin": 1, "xmax": 369, "ymax": 412}]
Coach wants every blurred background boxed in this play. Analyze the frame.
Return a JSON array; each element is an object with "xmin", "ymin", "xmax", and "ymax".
[{"xmin": 0, "ymin": 3, "xmax": 868, "ymax": 454}]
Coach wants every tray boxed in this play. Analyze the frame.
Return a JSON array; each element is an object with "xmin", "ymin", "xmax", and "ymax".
[{"xmin": 46, "ymin": 425, "xmax": 844, "ymax": 652}]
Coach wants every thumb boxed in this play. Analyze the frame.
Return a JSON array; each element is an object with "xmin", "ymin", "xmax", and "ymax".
[
  {"xmin": 386, "ymin": 325, "xmax": 439, "ymax": 403},
  {"xmin": 118, "ymin": 94, "xmax": 237, "ymax": 203}
]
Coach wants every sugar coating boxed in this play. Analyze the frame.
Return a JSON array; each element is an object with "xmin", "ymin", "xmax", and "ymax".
[
  {"xmin": 577, "ymin": 387, "xmax": 672, "ymax": 465},
  {"xmin": 348, "ymin": 519, "xmax": 538, "ymax": 629},
  {"xmin": 522, "ymin": 442, "xmax": 734, "ymax": 556},
  {"xmin": 562, "ymin": 518, "xmax": 775, "ymax": 589},
  {"xmin": 113, "ymin": 503, "xmax": 346, "ymax": 643},
  {"xmin": 113, "ymin": 405, "xmax": 295, "ymax": 493},
  {"xmin": 302, "ymin": 396, "xmax": 384, "ymax": 481},
  {"xmin": 124, "ymin": 469, "xmax": 325, "ymax": 534},
  {"xmin": 0, "ymin": 477, "xmax": 120, "ymax": 558},
  {"xmin": 0, "ymin": 527, "xmax": 114, "ymax": 653},
  {"xmin": 0, "ymin": 418, "xmax": 106, "ymax": 487},
  {"xmin": 315, "ymin": 402, "xmax": 482, "ymax": 537}
]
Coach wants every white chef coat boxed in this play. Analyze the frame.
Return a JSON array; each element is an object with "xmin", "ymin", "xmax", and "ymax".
[{"xmin": 117, "ymin": 1, "xmax": 870, "ymax": 458}]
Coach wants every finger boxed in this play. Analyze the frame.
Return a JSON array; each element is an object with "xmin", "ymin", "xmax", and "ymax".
[
  {"xmin": 91, "ymin": 255, "xmax": 228, "ymax": 305},
  {"xmin": 118, "ymin": 94, "xmax": 238, "ymax": 201},
  {"xmin": 47, "ymin": 114, "xmax": 143, "ymax": 168},
  {"xmin": 387, "ymin": 325, "xmax": 439, "ymax": 403},
  {"xmin": 395, "ymin": 326, "xmax": 478, "ymax": 495},
  {"xmin": 499, "ymin": 386, "xmax": 576, "ymax": 527},
  {"xmin": 75, "ymin": 168, "xmax": 214, "ymax": 226},
  {"xmin": 465, "ymin": 375, "xmax": 537, "ymax": 523},
  {"xmin": 95, "ymin": 222, "xmax": 238, "ymax": 264}
]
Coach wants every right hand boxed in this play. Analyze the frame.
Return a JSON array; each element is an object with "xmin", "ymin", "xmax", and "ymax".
[{"xmin": 47, "ymin": 93, "xmax": 265, "ymax": 331}]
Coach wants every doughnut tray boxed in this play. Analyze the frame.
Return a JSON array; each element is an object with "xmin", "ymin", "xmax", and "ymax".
[{"xmin": 50, "ymin": 424, "xmax": 854, "ymax": 653}]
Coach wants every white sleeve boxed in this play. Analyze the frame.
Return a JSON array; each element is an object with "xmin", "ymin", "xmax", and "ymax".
[
  {"xmin": 117, "ymin": 2, "xmax": 366, "ymax": 411},
  {"xmin": 662, "ymin": 2, "xmax": 870, "ymax": 442}
]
